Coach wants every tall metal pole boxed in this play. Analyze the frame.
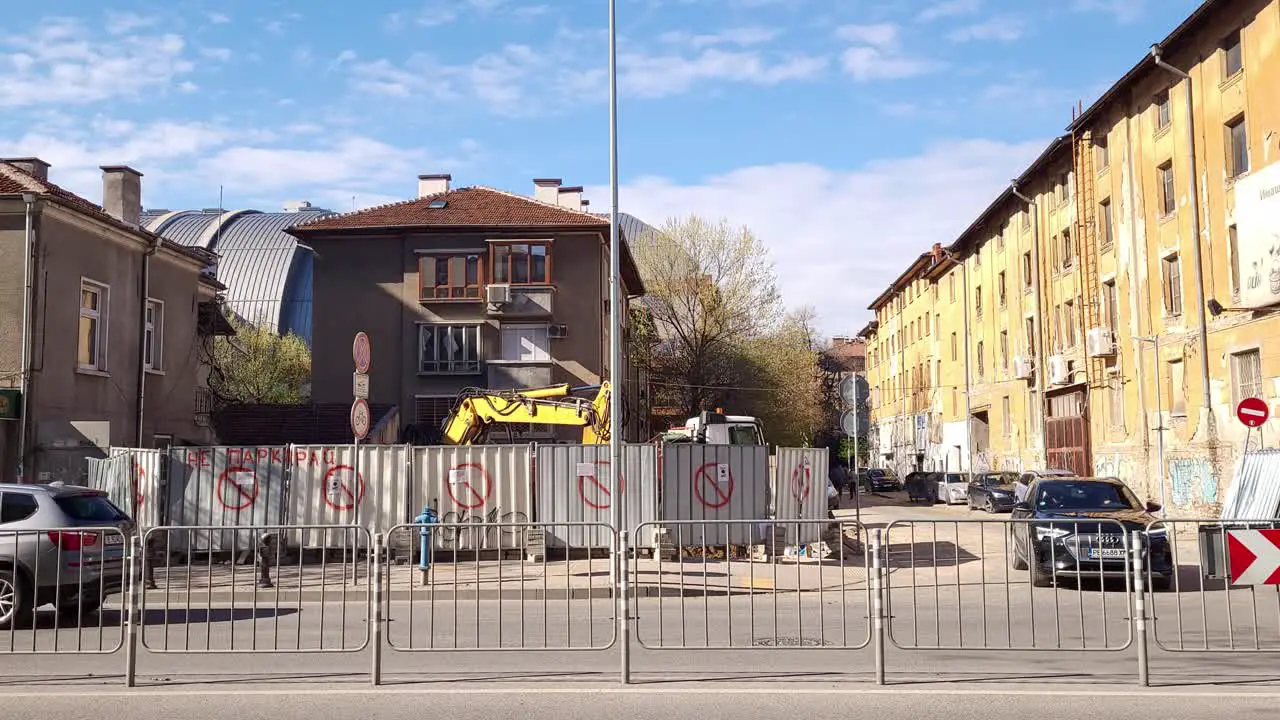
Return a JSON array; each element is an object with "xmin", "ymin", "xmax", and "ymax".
[
  {"xmin": 1150, "ymin": 47, "xmax": 1211, "ymax": 430},
  {"xmin": 17, "ymin": 193, "xmax": 35, "ymax": 483},
  {"xmin": 607, "ymin": 0, "xmax": 629, "ymax": 685},
  {"xmin": 1138, "ymin": 336, "xmax": 1168, "ymax": 515},
  {"xmin": 1011, "ymin": 184, "xmax": 1047, "ymax": 460}
]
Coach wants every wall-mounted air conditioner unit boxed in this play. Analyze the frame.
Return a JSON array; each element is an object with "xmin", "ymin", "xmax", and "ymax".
[
  {"xmin": 1048, "ymin": 355, "xmax": 1071, "ymax": 385},
  {"xmin": 548, "ymin": 324, "xmax": 568, "ymax": 339},
  {"xmin": 486, "ymin": 284, "xmax": 511, "ymax": 305},
  {"xmin": 1013, "ymin": 355, "xmax": 1034, "ymax": 380},
  {"xmin": 1086, "ymin": 326, "xmax": 1116, "ymax": 357}
]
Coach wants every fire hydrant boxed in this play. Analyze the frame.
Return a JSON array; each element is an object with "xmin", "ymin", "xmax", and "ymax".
[{"xmin": 415, "ymin": 503, "xmax": 438, "ymax": 586}]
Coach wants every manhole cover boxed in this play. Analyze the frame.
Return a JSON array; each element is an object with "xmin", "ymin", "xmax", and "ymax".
[{"xmin": 752, "ymin": 636, "xmax": 833, "ymax": 647}]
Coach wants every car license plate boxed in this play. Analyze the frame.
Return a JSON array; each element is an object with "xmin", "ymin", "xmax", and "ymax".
[
  {"xmin": 1086, "ymin": 548, "xmax": 1125, "ymax": 559},
  {"xmin": 103, "ymin": 533, "xmax": 124, "ymax": 546}
]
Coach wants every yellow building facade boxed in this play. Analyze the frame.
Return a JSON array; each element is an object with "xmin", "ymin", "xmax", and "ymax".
[{"xmin": 863, "ymin": 0, "xmax": 1280, "ymax": 513}]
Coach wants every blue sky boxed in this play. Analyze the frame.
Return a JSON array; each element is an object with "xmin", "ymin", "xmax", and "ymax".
[{"xmin": 0, "ymin": 0, "xmax": 1204, "ymax": 333}]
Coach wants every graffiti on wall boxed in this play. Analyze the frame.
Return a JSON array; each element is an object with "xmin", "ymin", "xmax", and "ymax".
[
  {"xmin": 1093, "ymin": 453, "xmax": 1137, "ymax": 484},
  {"xmin": 1168, "ymin": 457, "xmax": 1217, "ymax": 507}
]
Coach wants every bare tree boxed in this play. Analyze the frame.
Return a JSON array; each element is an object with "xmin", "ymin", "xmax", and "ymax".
[{"xmin": 634, "ymin": 215, "xmax": 782, "ymax": 416}]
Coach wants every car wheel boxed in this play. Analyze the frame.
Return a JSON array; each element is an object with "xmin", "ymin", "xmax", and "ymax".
[
  {"xmin": 1029, "ymin": 555, "xmax": 1054, "ymax": 588},
  {"xmin": 984, "ymin": 497, "xmax": 995, "ymax": 513},
  {"xmin": 1011, "ymin": 543, "xmax": 1028, "ymax": 571},
  {"xmin": 58, "ymin": 593, "xmax": 101, "ymax": 620},
  {"xmin": 0, "ymin": 569, "xmax": 32, "ymax": 629}
]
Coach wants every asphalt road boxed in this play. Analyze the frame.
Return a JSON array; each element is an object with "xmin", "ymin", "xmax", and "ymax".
[{"xmin": 3, "ymin": 685, "xmax": 1280, "ymax": 720}]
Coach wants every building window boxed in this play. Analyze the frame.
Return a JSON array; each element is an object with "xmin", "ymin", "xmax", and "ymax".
[
  {"xmin": 949, "ymin": 274, "xmax": 956, "ymax": 302},
  {"xmin": 1099, "ymin": 199, "xmax": 1114, "ymax": 249},
  {"xmin": 1231, "ymin": 350, "xmax": 1263, "ymax": 408},
  {"xmin": 1108, "ymin": 376, "xmax": 1124, "ymax": 430},
  {"xmin": 1002, "ymin": 396, "xmax": 1012, "ymax": 437},
  {"xmin": 1025, "ymin": 317, "xmax": 1035, "ymax": 356},
  {"xmin": 144, "ymin": 300, "xmax": 163, "ymax": 371},
  {"xmin": 1222, "ymin": 29, "xmax": 1243, "ymax": 78},
  {"xmin": 1053, "ymin": 304, "xmax": 1062, "ymax": 352},
  {"xmin": 951, "ymin": 332, "xmax": 957, "ymax": 361},
  {"xmin": 499, "ymin": 324, "xmax": 551, "ymax": 362},
  {"xmin": 997, "ymin": 271, "xmax": 1006, "ymax": 307},
  {"xmin": 1226, "ymin": 115, "xmax": 1249, "ymax": 179},
  {"xmin": 1022, "ymin": 252, "xmax": 1033, "ymax": 291},
  {"xmin": 1049, "ymin": 234, "xmax": 1059, "ymax": 270},
  {"xmin": 1162, "ymin": 254, "xmax": 1183, "ymax": 316},
  {"xmin": 1158, "ymin": 161, "xmax": 1176, "ymax": 216},
  {"xmin": 1229, "ymin": 224, "xmax": 1240, "ymax": 297},
  {"xmin": 1168, "ymin": 359, "xmax": 1186, "ymax": 417},
  {"xmin": 78, "ymin": 280, "xmax": 108, "ymax": 371},
  {"xmin": 1103, "ymin": 280, "xmax": 1119, "ymax": 332},
  {"xmin": 1155, "ymin": 90, "xmax": 1171, "ymax": 131},
  {"xmin": 1022, "ymin": 208, "xmax": 1030, "ymax": 231},
  {"xmin": 418, "ymin": 324, "xmax": 481, "ymax": 374},
  {"xmin": 976, "ymin": 340, "xmax": 985, "ymax": 379},
  {"xmin": 413, "ymin": 395, "xmax": 456, "ymax": 430},
  {"xmin": 1000, "ymin": 330, "xmax": 1009, "ymax": 370},
  {"xmin": 492, "ymin": 242, "xmax": 551, "ymax": 284},
  {"xmin": 1061, "ymin": 229, "xmax": 1074, "ymax": 269},
  {"xmin": 1094, "ymin": 133, "xmax": 1109, "ymax": 170},
  {"xmin": 1064, "ymin": 299, "xmax": 1076, "ymax": 348},
  {"xmin": 419, "ymin": 254, "xmax": 483, "ymax": 300},
  {"xmin": 974, "ymin": 286, "xmax": 982, "ymax": 319}
]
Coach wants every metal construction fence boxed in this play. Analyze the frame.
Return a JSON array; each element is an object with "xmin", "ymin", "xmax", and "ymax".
[{"xmin": 1, "ymin": 516, "xmax": 1278, "ymax": 687}]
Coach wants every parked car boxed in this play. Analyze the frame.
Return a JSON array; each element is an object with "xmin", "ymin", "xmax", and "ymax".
[
  {"xmin": 0, "ymin": 484, "xmax": 135, "ymax": 627},
  {"xmin": 968, "ymin": 471, "xmax": 1020, "ymax": 513},
  {"xmin": 905, "ymin": 472, "xmax": 935, "ymax": 503},
  {"xmin": 1009, "ymin": 476, "xmax": 1172, "ymax": 590},
  {"xmin": 934, "ymin": 472, "xmax": 969, "ymax": 505},
  {"xmin": 1012, "ymin": 468, "xmax": 1076, "ymax": 503},
  {"xmin": 863, "ymin": 468, "xmax": 900, "ymax": 493}
]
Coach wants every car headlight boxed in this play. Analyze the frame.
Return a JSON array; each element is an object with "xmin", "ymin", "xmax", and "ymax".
[
  {"xmin": 990, "ymin": 490, "xmax": 1011, "ymax": 497},
  {"xmin": 1034, "ymin": 526, "xmax": 1071, "ymax": 540}
]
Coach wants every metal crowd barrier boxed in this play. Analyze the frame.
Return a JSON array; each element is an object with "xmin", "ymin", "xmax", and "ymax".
[{"xmin": 2, "ymin": 517, "xmax": 1279, "ymax": 687}]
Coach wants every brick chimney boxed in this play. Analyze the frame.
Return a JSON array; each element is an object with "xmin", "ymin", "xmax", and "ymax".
[
  {"xmin": 2, "ymin": 157, "xmax": 50, "ymax": 182},
  {"xmin": 418, "ymin": 173, "xmax": 451, "ymax": 198},
  {"xmin": 533, "ymin": 178, "xmax": 561, "ymax": 204},
  {"xmin": 557, "ymin": 185, "xmax": 583, "ymax": 209},
  {"xmin": 100, "ymin": 166, "xmax": 143, "ymax": 227}
]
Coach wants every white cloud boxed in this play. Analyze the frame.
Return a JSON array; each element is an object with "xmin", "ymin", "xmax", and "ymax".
[
  {"xmin": 200, "ymin": 47, "xmax": 233, "ymax": 61},
  {"xmin": 1070, "ymin": 0, "xmax": 1145, "ymax": 24},
  {"xmin": 835, "ymin": 23, "xmax": 939, "ymax": 82},
  {"xmin": 0, "ymin": 18, "xmax": 195, "ymax": 108},
  {"xmin": 389, "ymin": 0, "xmax": 517, "ymax": 28},
  {"xmin": 584, "ymin": 138, "xmax": 1048, "ymax": 333},
  {"xmin": 207, "ymin": 12, "xmax": 231, "ymax": 24},
  {"xmin": 658, "ymin": 27, "xmax": 781, "ymax": 48},
  {"xmin": 105, "ymin": 11, "xmax": 159, "ymax": 35},
  {"xmin": 916, "ymin": 0, "xmax": 982, "ymax": 22},
  {"xmin": 948, "ymin": 16, "xmax": 1025, "ymax": 42},
  {"xmin": 617, "ymin": 49, "xmax": 827, "ymax": 98}
]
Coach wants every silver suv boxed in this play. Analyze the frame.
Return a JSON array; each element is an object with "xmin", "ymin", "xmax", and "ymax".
[{"xmin": 0, "ymin": 483, "xmax": 134, "ymax": 627}]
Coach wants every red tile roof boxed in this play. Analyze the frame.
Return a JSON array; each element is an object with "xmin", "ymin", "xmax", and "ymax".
[
  {"xmin": 290, "ymin": 186, "xmax": 609, "ymax": 232},
  {"xmin": 0, "ymin": 161, "xmax": 217, "ymax": 269}
]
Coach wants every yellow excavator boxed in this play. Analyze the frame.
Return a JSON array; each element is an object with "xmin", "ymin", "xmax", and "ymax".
[{"xmin": 439, "ymin": 382, "xmax": 612, "ymax": 445}]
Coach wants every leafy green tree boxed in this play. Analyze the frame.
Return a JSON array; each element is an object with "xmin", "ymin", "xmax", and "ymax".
[{"xmin": 209, "ymin": 315, "xmax": 311, "ymax": 404}]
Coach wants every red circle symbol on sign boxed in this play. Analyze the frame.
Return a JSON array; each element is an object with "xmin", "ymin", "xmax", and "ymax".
[
  {"xmin": 692, "ymin": 462, "xmax": 734, "ymax": 509},
  {"xmin": 789, "ymin": 462, "xmax": 811, "ymax": 503},
  {"xmin": 216, "ymin": 466, "xmax": 259, "ymax": 510},
  {"xmin": 353, "ymin": 332, "xmax": 371, "ymax": 373},
  {"xmin": 578, "ymin": 460, "xmax": 624, "ymax": 510},
  {"xmin": 130, "ymin": 461, "xmax": 145, "ymax": 506},
  {"xmin": 445, "ymin": 463, "xmax": 492, "ymax": 510},
  {"xmin": 323, "ymin": 464, "xmax": 366, "ymax": 511},
  {"xmin": 1237, "ymin": 397, "xmax": 1270, "ymax": 428}
]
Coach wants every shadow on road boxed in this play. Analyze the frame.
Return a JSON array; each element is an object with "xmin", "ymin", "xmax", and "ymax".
[{"xmin": 883, "ymin": 541, "xmax": 981, "ymax": 568}]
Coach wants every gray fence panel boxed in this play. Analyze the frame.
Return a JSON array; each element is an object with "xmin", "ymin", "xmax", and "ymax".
[
  {"xmin": 659, "ymin": 444, "xmax": 770, "ymax": 545},
  {"xmin": 164, "ymin": 447, "xmax": 287, "ymax": 554},
  {"xmin": 412, "ymin": 444, "xmax": 533, "ymax": 551},
  {"xmin": 535, "ymin": 443, "xmax": 658, "ymax": 549},
  {"xmin": 772, "ymin": 447, "xmax": 831, "ymax": 544},
  {"xmin": 1220, "ymin": 449, "xmax": 1280, "ymax": 520},
  {"xmin": 285, "ymin": 444, "xmax": 413, "ymax": 550}
]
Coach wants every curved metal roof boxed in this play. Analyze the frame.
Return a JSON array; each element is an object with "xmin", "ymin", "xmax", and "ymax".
[{"xmin": 142, "ymin": 205, "xmax": 334, "ymax": 343}]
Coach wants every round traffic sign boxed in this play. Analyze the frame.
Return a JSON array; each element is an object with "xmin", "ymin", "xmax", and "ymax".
[
  {"xmin": 1237, "ymin": 397, "xmax": 1270, "ymax": 428},
  {"xmin": 351, "ymin": 398, "xmax": 371, "ymax": 439},
  {"xmin": 841, "ymin": 410, "xmax": 859, "ymax": 437},
  {"xmin": 353, "ymin": 332, "xmax": 371, "ymax": 374},
  {"xmin": 839, "ymin": 376, "xmax": 859, "ymax": 404}
]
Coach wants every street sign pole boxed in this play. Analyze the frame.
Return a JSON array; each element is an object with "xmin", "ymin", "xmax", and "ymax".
[{"xmin": 352, "ymin": 332, "xmax": 372, "ymax": 585}]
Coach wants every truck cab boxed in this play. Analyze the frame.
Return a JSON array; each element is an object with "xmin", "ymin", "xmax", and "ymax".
[{"xmin": 675, "ymin": 411, "xmax": 766, "ymax": 445}]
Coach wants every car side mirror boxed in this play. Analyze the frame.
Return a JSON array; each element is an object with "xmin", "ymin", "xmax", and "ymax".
[
  {"xmin": 1013, "ymin": 502, "xmax": 1030, "ymax": 512},
  {"xmin": 1145, "ymin": 501, "xmax": 1162, "ymax": 513}
]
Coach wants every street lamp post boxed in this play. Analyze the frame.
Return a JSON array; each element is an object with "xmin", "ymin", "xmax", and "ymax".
[
  {"xmin": 1010, "ymin": 183, "xmax": 1048, "ymax": 459},
  {"xmin": 934, "ymin": 246, "xmax": 974, "ymax": 484},
  {"xmin": 1134, "ymin": 335, "xmax": 1168, "ymax": 515},
  {"xmin": 606, "ymin": 0, "xmax": 627, "ymax": 684}
]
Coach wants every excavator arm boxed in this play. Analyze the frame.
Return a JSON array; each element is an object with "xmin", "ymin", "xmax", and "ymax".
[{"xmin": 440, "ymin": 382, "xmax": 612, "ymax": 445}]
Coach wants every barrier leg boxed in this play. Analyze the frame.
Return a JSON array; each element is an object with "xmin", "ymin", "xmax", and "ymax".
[
  {"xmin": 1131, "ymin": 530, "xmax": 1150, "ymax": 687},
  {"xmin": 371, "ymin": 532, "xmax": 384, "ymax": 686},
  {"xmin": 619, "ymin": 528, "xmax": 631, "ymax": 685},
  {"xmin": 124, "ymin": 534, "xmax": 141, "ymax": 687},
  {"xmin": 870, "ymin": 529, "xmax": 886, "ymax": 685}
]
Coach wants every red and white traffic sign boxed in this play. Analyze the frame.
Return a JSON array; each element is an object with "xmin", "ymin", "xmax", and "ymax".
[
  {"xmin": 351, "ymin": 398, "xmax": 371, "ymax": 440},
  {"xmin": 1236, "ymin": 397, "xmax": 1270, "ymax": 428},
  {"xmin": 1227, "ymin": 528, "xmax": 1280, "ymax": 585},
  {"xmin": 352, "ymin": 332, "xmax": 371, "ymax": 374}
]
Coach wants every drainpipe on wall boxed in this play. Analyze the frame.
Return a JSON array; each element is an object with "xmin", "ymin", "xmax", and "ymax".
[
  {"xmin": 1150, "ymin": 45, "xmax": 1214, "ymax": 439},
  {"xmin": 1010, "ymin": 182, "xmax": 1047, "ymax": 462},
  {"xmin": 135, "ymin": 236, "xmax": 162, "ymax": 447},
  {"xmin": 17, "ymin": 192, "xmax": 37, "ymax": 482}
]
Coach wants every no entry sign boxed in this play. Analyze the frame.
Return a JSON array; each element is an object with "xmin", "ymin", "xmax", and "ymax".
[
  {"xmin": 1228, "ymin": 529, "xmax": 1280, "ymax": 585},
  {"xmin": 577, "ymin": 460, "xmax": 623, "ymax": 510},
  {"xmin": 446, "ymin": 463, "xmax": 492, "ymax": 509},
  {"xmin": 790, "ymin": 461, "xmax": 812, "ymax": 503},
  {"xmin": 323, "ymin": 464, "xmax": 366, "ymax": 511},
  {"xmin": 1236, "ymin": 397, "xmax": 1270, "ymax": 428},
  {"xmin": 217, "ymin": 467, "xmax": 259, "ymax": 510},
  {"xmin": 692, "ymin": 462, "xmax": 734, "ymax": 509}
]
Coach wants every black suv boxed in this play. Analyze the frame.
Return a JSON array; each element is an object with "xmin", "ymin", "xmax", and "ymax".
[
  {"xmin": 1010, "ymin": 476, "xmax": 1173, "ymax": 589},
  {"xmin": 863, "ymin": 468, "xmax": 900, "ymax": 493}
]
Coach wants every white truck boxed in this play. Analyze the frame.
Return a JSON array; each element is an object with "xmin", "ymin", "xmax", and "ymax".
[{"xmin": 661, "ymin": 410, "xmax": 766, "ymax": 445}]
